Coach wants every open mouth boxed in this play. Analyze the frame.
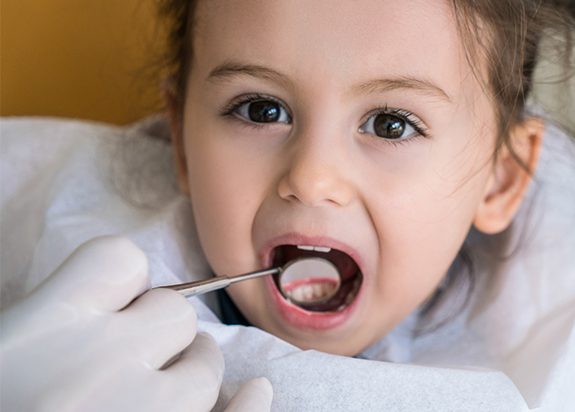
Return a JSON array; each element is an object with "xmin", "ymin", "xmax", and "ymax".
[{"xmin": 271, "ymin": 245, "xmax": 363, "ymax": 312}]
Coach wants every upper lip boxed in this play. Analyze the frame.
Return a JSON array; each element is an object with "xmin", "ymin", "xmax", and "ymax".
[{"xmin": 259, "ymin": 232, "xmax": 366, "ymax": 277}]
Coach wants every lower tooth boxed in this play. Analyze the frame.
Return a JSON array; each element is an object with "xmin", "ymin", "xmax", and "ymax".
[
  {"xmin": 289, "ymin": 289, "xmax": 304, "ymax": 302},
  {"xmin": 312, "ymin": 283, "xmax": 326, "ymax": 299},
  {"xmin": 288, "ymin": 282, "xmax": 334, "ymax": 303}
]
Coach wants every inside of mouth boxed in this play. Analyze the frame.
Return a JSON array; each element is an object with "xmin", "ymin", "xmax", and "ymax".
[{"xmin": 272, "ymin": 245, "xmax": 363, "ymax": 312}]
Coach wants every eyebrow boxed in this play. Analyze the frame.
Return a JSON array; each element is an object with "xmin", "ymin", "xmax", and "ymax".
[
  {"xmin": 353, "ymin": 77, "xmax": 451, "ymax": 102},
  {"xmin": 207, "ymin": 61, "xmax": 294, "ymax": 89},
  {"xmin": 207, "ymin": 61, "xmax": 451, "ymax": 102}
]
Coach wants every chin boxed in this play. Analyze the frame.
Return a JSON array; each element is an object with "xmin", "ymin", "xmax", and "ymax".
[{"xmin": 245, "ymin": 305, "xmax": 382, "ymax": 357}]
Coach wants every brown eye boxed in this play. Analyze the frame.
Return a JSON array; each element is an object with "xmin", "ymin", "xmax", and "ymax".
[
  {"xmin": 359, "ymin": 110, "xmax": 419, "ymax": 141},
  {"xmin": 234, "ymin": 98, "xmax": 291, "ymax": 124},
  {"xmin": 373, "ymin": 114, "xmax": 405, "ymax": 139},
  {"xmin": 249, "ymin": 100, "xmax": 280, "ymax": 122}
]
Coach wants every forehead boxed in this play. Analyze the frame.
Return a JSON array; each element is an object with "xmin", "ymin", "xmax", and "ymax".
[{"xmin": 193, "ymin": 0, "xmax": 468, "ymax": 98}]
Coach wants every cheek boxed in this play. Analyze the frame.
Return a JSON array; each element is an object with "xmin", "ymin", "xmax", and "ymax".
[
  {"xmin": 365, "ymin": 131, "xmax": 493, "ymax": 305},
  {"xmin": 183, "ymin": 122, "xmax": 266, "ymax": 273}
]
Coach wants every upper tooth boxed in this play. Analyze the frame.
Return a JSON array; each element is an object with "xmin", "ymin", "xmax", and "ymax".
[
  {"xmin": 297, "ymin": 245, "xmax": 315, "ymax": 251},
  {"xmin": 296, "ymin": 245, "xmax": 332, "ymax": 253}
]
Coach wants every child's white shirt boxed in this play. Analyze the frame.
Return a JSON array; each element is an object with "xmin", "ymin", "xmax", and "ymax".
[{"xmin": 1, "ymin": 115, "xmax": 573, "ymax": 411}]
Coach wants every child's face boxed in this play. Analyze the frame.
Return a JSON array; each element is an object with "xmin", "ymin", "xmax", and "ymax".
[{"xmin": 179, "ymin": 0, "xmax": 499, "ymax": 355}]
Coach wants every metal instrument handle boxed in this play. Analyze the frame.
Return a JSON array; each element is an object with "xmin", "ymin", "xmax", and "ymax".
[{"xmin": 156, "ymin": 267, "xmax": 281, "ymax": 297}]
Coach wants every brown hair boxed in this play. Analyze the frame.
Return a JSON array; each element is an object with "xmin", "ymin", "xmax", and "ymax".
[
  {"xmin": 451, "ymin": 0, "xmax": 574, "ymax": 167},
  {"xmin": 157, "ymin": 0, "xmax": 197, "ymax": 122}
]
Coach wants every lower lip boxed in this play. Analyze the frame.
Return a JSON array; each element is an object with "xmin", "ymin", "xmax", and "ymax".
[{"xmin": 265, "ymin": 275, "xmax": 363, "ymax": 330}]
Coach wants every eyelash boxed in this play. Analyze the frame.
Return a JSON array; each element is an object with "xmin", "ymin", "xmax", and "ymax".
[{"xmin": 220, "ymin": 94, "xmax": 430, "ymax": 145}]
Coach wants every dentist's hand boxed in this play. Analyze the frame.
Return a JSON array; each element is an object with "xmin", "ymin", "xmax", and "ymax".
[{"xmin": 0, "ymin": 237, "xmax": 272, "ymax": 412}]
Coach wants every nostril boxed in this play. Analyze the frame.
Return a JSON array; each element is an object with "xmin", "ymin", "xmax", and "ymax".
[{"xmin": 277, "ymin": 167, "xmax": 354, "ymax": 207}]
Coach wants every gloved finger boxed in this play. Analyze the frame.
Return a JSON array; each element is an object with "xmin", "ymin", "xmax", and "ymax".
[
  {"xmin": 34, "ymin": 236, "xmax": 149, "ymax": 312},
  {"xmin": 224, "ymin": 378, "xmax": 273, "ymax": 412},
  {"xmin": 163, "ymin": 333, "xmax": 224, "ymax": 412},
  {"xmin": 111, "ymin": 288, "xmax": 197, "ymax": 370}
]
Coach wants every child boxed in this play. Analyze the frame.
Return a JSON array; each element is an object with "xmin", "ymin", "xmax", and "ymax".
[{"xmin": 2, "ymin": 0, "xmax": 574, "ymax": 410}]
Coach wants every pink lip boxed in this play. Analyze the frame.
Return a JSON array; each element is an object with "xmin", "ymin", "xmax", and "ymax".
[{"xmin": 260, "ymin": 233, "xmax": 366, "ymax": 330}]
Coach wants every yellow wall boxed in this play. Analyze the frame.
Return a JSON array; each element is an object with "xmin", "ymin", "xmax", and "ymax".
[{"xmin": 1, "ymin": 0, "xmax": 163, "ymax": 124}]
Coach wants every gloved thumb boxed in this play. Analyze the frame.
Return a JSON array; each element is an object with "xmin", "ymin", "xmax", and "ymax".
[
  {"xmin": 223, "ymin": 377, "xmax": 273, "ymax": 412},
  {"xmin": 31, "ymin": 236, "xmax": 149, "ymax": 312}
]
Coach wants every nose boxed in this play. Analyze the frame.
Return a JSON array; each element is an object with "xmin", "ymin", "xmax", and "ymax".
[{"xmin": 277, "ymin": 136, "xmax": 356, "ymax": 208}]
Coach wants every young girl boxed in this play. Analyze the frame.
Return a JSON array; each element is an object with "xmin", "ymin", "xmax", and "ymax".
[{"xmin": 2, "ymin": 0, "xmax": 574, "ymax": 410}]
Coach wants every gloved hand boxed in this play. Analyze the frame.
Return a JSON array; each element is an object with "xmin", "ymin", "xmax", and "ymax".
[{"xmin": 0, "ymin": 236, "xmax": 272, "ymax": 412}]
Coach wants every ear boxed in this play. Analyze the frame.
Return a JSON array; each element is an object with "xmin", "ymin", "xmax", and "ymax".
[
  {"xmin": 164, "ymin": 80, "xmax": 190, "ymax": 196},
  {"xmin": 473, "ymin": 117, "xmax": 544, "ymax": 234}
]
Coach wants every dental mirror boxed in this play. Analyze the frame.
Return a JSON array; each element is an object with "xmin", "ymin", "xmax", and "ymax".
[
  {"xmin": 277, "ymin": 258, "xmax": 341, "ymax": 306},
  {"xmin": 158, "ymin": 257, "xmax": 341, "ymax": 308}
]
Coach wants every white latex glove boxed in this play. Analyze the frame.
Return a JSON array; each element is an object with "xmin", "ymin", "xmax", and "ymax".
[{"xmin": 0, "ymin": 237, "xmax": 272, "ymax": 412}]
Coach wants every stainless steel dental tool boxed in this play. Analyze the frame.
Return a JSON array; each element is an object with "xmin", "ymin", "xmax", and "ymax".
[{"xmin": 158, "ymin": 258, "xmax": 341, "ymax": 308}]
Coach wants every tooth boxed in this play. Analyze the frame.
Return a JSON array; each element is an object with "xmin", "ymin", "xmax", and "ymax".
[
  {"xmin": 313, "ymin": 283, "xmax": 330, "ymax": 299},
  {"xmin": 310, "ymin": 284, "xmax": 321, "ymax": 299},
  {"xmin": 304, "ymin": 285, "xmax": 314, "ymax": 301},
  {"xmin": 289, "ymin": 288, "xmax": 303, "ymax": 302},
  {"xmin": 297, "ymin": 245, "xmax": 315, "ymax": 251},
  {"xmin": 296, "ymin": 245, "xmax": 332, "ymax": 253},
  {"xmin": 314, "ymin": 246, "xmax": 331, "ymax": 253}
]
